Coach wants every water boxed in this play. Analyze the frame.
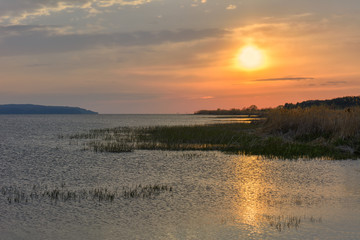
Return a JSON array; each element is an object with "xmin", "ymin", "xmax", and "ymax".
[{"xmin": 1, "ymin": 115, "xmax": 360, "ymax": 240}]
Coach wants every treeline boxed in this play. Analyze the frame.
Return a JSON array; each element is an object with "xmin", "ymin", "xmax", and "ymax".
[
  {"xmin": 195, "ymin": 96, "xmax": 360, "ymax": 115},
  {"xmin": 283, "ymin": 96, "xmax": 360, "ymax": 109},
  {"xmin": 194, "ymin": 105, "xmax": 269, "ymax": 115}
]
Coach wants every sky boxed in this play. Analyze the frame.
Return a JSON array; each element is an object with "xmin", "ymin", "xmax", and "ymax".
[{"xmin": 1, "ymin": 0, "xmax": 360, "ymax": 113}]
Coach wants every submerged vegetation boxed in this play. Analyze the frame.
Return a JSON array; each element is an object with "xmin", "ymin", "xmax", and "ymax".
[
  {"xmin": 262, "ymin": 215, "xmax": 322, "ymax": 232},
  {"xmin": 66, "ymin": 106, "xmax": 360, "ymax": 159},
  {"xmin": 123, "ymin": 184, "xmax": 173, "ymax": 199},
  {"xmin": 1, "ymin": 184, "xmax": 173, "ymax": 204}
]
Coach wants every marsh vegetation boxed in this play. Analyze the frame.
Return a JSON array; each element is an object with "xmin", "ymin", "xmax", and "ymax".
[
  {"xmin": 1, "ymin": 184, "xmax": 173, "ymax": 204},
  {"xmin": 262, "ymin": 215, "xmax": 322, "ymax": 232},
  {"xmin": 67, "ymin": 106, "xmax": 360, "ymax": 159}
]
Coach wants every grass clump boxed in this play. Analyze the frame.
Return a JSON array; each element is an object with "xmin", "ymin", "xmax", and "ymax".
[
  {"xmin": 136, "ymin": 123, "xmax": 258, "ymax": 151},
  {"xmin": 123, "ymin": 184, "xmax": 172, "ymax": 199},
  {"xmin": 263, "ymin": 214, "xmax": 322, "ymax": 232},
  {"xmin": 89, "ymin": 141, "xmax": 134, "ymax": 153}
]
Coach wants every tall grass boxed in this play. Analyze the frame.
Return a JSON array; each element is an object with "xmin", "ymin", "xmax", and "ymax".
[
  {"xmin": 136, "ymin": 123, "xmax": 256, "ymax": 147},
  {"xmin": 264, "ymin": 106, "xmax": 360, "ymax": 140}
]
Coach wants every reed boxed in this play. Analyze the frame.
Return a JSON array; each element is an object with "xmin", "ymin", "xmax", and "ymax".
[
  {"xmin": 67, "ymin": 107, "xmax": 360, "ymax": 159},
  {"xmin": 1, "ymin": 184, "xmax": 172, "ymax": 204},
  {"xmin": 88, "ymin": 141, "xmax": 134, "ymax": 153},
  {"xmin": 264, "ymin": 106, "xmax": 360, "ymax": 140},
  {"xmin": 123, "ymin": 184, "xmax": 173, "ymax": 198},
  {"xmin": 263, "ymin": 214, "xmax": 322, "ymax": 232}
]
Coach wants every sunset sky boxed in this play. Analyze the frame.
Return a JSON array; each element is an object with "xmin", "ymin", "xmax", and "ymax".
[{"xmin": 1, "ymin": 0, "xmax": 360, "ymax": 113}]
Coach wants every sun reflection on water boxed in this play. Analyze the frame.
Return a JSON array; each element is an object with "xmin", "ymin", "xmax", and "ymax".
[
  {"xmin": 224, "ymin": 155, "xmax": 271, "ymax": 232},
  {"xmin": 223, "ymin": 155, "xmax": 328, "ymax": 234}
]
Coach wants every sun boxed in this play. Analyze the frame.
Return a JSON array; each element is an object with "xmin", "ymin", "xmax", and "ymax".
[{"xmin": 236, "ymin": 45, "xmax": 266, "ymax": 71}]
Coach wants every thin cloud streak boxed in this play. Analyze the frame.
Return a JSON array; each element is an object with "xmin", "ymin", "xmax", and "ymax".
[
  {"xmin": 320, "ymin": 81, "xmax": 347, "ymax": 86},
  {"xmin": 254, "ymin": 77, "xmax": 315, "ymax": 82},
  {"xmin": 0, "ymin": 27, "xmax": 228, "ymax": 56}
]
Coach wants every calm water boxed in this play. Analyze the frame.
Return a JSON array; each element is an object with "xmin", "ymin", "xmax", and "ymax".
[{"xmin": 1, "ymin": 115, "xmax": 360, "ymax": 240}]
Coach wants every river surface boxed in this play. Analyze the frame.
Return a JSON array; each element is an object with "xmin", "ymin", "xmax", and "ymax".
[{"xmin": 1, "ymin": 115, "xmax": 360, "ymax": 240}]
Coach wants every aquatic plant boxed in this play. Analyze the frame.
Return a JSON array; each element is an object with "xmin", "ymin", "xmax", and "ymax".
[
  {"xmin": 88, "ymin": 141, "xmax": 134, "ymax": 153},
  {"xmin": 1, "ymin": 184, "xmax": 173, "ymax": 205},
  {"xmin": 123, "ymin": 184, "xmax": 173, "ymax": 199},
  {"xmin": 263, "ymin": 214, "xmax": 322, "ymax": 232}
]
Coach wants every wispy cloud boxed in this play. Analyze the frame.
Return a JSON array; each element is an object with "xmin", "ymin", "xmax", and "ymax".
[
  {"xmin": 0, "ymin": 0, "xmax": 153, "ymax": 24},
  {"xmin": 186, "ymin": 96, "xmax": 215, "ymax": 100},
  {"xmin": 0, "ymin": 26, "xmax": 228, "ymax": 56},
  {"xmin": 200, "ymin": 96, "xmax": 214, "ymax": 99},
  {"xmin": 226, "ymin": 5, "xmax": 237, "ymax": 10},
  {"xmin": 191, "ymin": 0, "xmax": 207, "ymax": 7},
  {"xmin": 320, "ymin": 81, "xmax": 347, "ymax": 86},
  {"xmin": 254, "ymin": 77, "xmax": 315, "ymax": 82}
]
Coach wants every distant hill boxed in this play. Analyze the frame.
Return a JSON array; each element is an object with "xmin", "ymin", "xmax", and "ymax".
[
  {"xmin": 283, "ymin": 96, "xmax": 360, "ymax": 109},
  {"xmin": 0, "ymin": 104, "xmax": 98, "ymax": 114}
]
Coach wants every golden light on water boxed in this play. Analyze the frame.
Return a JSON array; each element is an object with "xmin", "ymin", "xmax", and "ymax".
[
  {"xmin": 236, "ymin": 45, "xmax": 267, "ymax": 71},
  {"xmin": 233, "ymin": 156, "xmax": 266, "ymax": 227},
  {"xmin": 224, "ymin": 155, "xmax": 275, "ymax": 233}
]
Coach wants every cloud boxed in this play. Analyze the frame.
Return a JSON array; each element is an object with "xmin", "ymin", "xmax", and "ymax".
[
  {"xmin": 226, "ymin": 5, "xmax": 237, "ymax": 10},
  {"xmin": 0, "ymin": 24, "xmax": 64, "ymax": 34},
  {"xmin": 191, "ymin": 0, "xmax": 207, "ymax": 7},
  {"xmin": 234, "ymin": 15, "xmax": 336, "ymax": 40},
  {"xmin": 320, "ymin": 81, "xmax": 347, "ymax": 86},
  {"xmin": 254, "ymin": 77, "xmax": 315, "ymax": 82},
  {"xmin": 0, "ymin": 0, "xmax": 153, "ymax": 24},
  {"xmin": 0, "ymin": 26, "xmax": 228, "ymax": 56}
]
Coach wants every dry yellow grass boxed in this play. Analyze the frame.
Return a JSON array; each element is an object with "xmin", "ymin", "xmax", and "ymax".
[{"xmin": 263, "ymin": 106, "xmax": 360, "ymax": 140}]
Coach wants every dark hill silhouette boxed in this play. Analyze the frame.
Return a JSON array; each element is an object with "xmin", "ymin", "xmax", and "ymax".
[
  {"xmin": 194, "ymin": 96, "xmax": 360, "ymax": 115},
  {"xmin": 283, "ymin": 96, "xmax": 360, "ymax": 109},
  {"xmin": 0, "ymin": 104, "xmax": 98, "ymax": 114}
]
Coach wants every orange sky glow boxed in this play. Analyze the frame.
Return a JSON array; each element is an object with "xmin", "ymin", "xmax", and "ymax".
[{"xmin": 0, "ymin": 0, "xmax": 360, "ymax": 113}]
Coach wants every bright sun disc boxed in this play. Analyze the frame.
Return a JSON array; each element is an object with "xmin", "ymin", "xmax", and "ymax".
[{"xmin": 237, "ymin": 45, "xmax": 265, "ymax": 70}]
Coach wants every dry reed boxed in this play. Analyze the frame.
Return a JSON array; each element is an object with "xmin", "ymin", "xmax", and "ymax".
[{"xmin": 263, "ymin": 106, "xmax": 360, "ymax": 140}]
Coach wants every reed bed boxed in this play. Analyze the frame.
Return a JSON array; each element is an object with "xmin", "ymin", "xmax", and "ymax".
[
  {"xmin": 133, "ymin": 124, "xmax": 344, "ymax": 158},
  {"xmin": 263, "ymin": 106, "xmax": 360, "ymax": 156},
  {"xmin": 67, "ymin": 107, "xmax": 360, "ymax": 159},
  {"xmin": 264, "ymin": 106, "xmax": 360, "ymax": 140},
  {"xmin": 1, "ymin": 184, "xmax": 173, "ymax": 204}
]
